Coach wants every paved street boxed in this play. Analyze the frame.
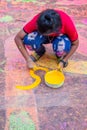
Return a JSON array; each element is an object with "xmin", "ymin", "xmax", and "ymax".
[{"xmin": 0, "ymin": 0, "xmax": 87, "ymax": 130}]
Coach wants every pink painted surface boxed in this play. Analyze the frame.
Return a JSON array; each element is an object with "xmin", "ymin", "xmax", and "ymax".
[
  {"xmin": 82, "ymin": 18, "xmax": 87, "ymax": 25},
  {"xmin": 77, "ymin": 35, "xmax": 87, "ymax": 56},
  {"xmin": 56, "ymin": 0, "xmax": 87, "ymax": 5},
  {"xmin": 0, "ymin": 0, "xmax": 87, "ymax": 130},
  {"xmin": 4, "ymin": 36, "xmax": 39, "ymax": 129}
]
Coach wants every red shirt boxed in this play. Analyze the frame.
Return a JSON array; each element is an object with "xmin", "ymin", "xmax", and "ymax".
[{"xmin": 23, "ymin": 10, "xmax": 78, "ymax": 42}]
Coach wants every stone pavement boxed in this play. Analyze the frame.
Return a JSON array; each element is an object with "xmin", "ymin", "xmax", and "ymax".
[{"xmin": 0, "ymin": 0, "xmax": 87, "ymax": 130}]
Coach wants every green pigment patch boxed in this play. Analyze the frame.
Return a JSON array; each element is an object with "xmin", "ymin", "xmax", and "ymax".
[
  {"xmin": 9, "ymin": 111, "xmax": 36, "ymax": 130},
  {"xmin": 0, "ymin": 15, "xmax": 13, "ymax": 22}
]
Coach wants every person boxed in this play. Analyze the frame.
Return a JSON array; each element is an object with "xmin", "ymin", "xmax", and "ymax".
[{"xmin": 14, "ymin": 9, "xmax": 79, "ymax": 69}]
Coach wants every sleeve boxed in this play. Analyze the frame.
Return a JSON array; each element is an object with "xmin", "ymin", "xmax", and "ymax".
[
  {"xmin": 23, "ymin": 14, "xmax": 39, "ymax": 33},
  {"xmin": 64, "ymin": 15, "xmax": 78, "ymax": 42}
]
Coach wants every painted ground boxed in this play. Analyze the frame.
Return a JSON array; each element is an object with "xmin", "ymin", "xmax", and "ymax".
[{"xmin": 0, "ymin": 0, "xmax": 87, "ymax": 130}]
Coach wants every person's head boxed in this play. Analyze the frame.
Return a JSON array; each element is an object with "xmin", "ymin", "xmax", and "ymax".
[{"xmin": 37, "ymin": 9, "xmax": 62, "ymax": 35}]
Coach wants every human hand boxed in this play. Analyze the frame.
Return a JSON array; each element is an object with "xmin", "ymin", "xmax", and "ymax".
[
  {"xmin": 58, "ymin": 62, "xmax": 63, "ymax": 71},
  {"xmin": 26, "ymin": 57, "xmax": 36, "ymax": 69}
]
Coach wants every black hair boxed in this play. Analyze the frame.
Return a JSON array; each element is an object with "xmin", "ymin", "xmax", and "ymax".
[{"xmin": 37, "ymin": 9, "xmax": 62, "ymax": 35}]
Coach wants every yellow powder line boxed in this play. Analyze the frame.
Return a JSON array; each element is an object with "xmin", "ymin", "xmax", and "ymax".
[{"xmin": 16, "ymin": 66, "xmax": 48, "ymax": 90}]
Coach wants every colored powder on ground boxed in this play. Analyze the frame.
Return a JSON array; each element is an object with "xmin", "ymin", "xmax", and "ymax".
[
  {"xmin": 9, "ymin": 111, "xmax": 36, "ymax": 130},
  {"xmin": 0, "ymin": 15, "xmax": 13, "ymax": 22}
]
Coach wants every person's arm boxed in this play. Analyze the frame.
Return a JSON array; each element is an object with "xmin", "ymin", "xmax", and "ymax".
[
  {"xmin": 59, "ymin": 12, "xmax": 79, "ymax": 69},
  {"xmin": 59, "ymin": 39, "xmax": 79, "ymax": 69},
  {"xmin": 14, "ymin": 29, "xmax": 35, "ymax": 68},
  {"xmin": 63, "ymin": 39, "xmax": 79, "ymax": 62}
]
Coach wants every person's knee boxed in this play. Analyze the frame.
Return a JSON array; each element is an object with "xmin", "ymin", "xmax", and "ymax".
[
  {"xmin": 23, "ymin": 31, "xmax": 38, "ymax": 45},
  {"xmin": 52, "ymin": 35, "xmax": 71, "ymax": 57},
  {"xmin": 23, "ymin": 31, "xmax": 47, "ymax": 50}
]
